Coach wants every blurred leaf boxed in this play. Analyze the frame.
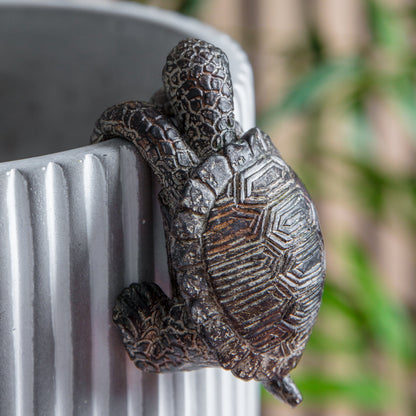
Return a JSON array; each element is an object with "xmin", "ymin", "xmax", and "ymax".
[
  {"xmin": 301, "ymin": 1, "xmax": 325, "ymax": 64},
  {"xmin": 330, "ymin": 154, "xmax": 416, "ymax": 225},
  {"xmin": 345, "ymin": 239, "xmax": 416, "ymax": 364},
  {"xmin": 261, "ymin": 373, "xmax": 391, "ymax": 409},
  {"xmin": 324, "ymin": 154, "xmax": 388, "ymax": 218},
  {"xmin": 366, "ymin": 0, "xmax": 409, "ymax": 54},
  {"xmin": 307, "ymin": 280, "xmax": 369, "ymax": 355},
  {"xmin": 333, "ymin": 155, "xmax": 391, "ymax": 217},
  {"xmin": 178, "ymin": 0, "xmax": 205, "ymax": 15},
  {"xmin": 128, "ymin": 0, "xmax": 205, "ymax": 15},
  {"xmin": 307, "ymin": 327, "xmax": 367, "ymax": 355},
  {"xmin": 389, "ymin": 75, "xmax": 416, "ymax": 140},
  {"xmin": 319, "ymin": 280, "xmax": 363, "ymax": 326},
  {"xmin": 406, "ymin": 176, "xmax": 416, "ymax": 228},
  {"xmin": 349, "ymin": 158, "xmax": 388, "ymax": 217},
  {"xmin": 348, "ymin": 98, "xmax": 375, "ymax": 157},
  {"xmin": 257, "ymin": 59, "xmax": 363, "ymax": 129},
  {"xmin": 293, "ymin": 373, "xmax": 391, "ymax": 409},
  {"xmin": 129, "ymin": 0, "xmax": 152, "ymax": 5}
]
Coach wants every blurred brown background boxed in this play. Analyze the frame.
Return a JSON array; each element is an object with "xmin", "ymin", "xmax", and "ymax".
[{"xmin": 133, "ymin": 0, "xmax": 416, "ymax": 415}]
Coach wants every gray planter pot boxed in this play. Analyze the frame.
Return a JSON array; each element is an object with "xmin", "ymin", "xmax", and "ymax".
[{"xmin": 0, "ymin": 1, "xmax": 259, "ymax": 415}]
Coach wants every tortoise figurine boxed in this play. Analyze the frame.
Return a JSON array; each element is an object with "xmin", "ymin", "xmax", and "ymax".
[{"xmin": 91, "ymin": 38, "xmax": 325, "ymax": 407}]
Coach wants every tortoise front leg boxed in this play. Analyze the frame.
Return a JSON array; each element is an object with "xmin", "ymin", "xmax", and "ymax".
[
  {"xmin": 91, "ymin": 101, "xmax": 200, "ymax": 214},
  {"xmin": 112, "ymin": 282, "xmax": 218, "ymax": 372}
]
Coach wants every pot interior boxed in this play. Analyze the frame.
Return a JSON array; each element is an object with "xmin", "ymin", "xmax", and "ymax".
[{"xmin": 0, "ymin": 4, "xmax": 193, "ymax": 162}]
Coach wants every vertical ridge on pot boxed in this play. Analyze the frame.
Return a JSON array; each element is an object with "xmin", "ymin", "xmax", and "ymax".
[
  {"xmin": 179, "ymin": 371, "xmax": 198, "ymax": 416},
  {"xmin": 158, "ymin": 373, "xmax": 175, "ymax": 416},
  {"xmin": 220, "ymin": 369, "xmax": 234, "ymax": 416},
  {"xmin": 203, "ymin": 368, "xmax": 222, "ymax": 416},
  {"xmin": 45, "ymin": 162, "xmax": 74, "ymax": 415},
  {"xmin": 83, "ymin": 154, "xmax": 112, "ymax": 416},
  {"xmin": 119, "ymin": 144, "xmax": 151, "ymax": 416},
  {"xmin": 6, "ymin": 169, "xmax": 35, "ymax": 416}
]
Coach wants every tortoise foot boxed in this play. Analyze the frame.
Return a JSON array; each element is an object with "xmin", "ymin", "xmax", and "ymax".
[{"xmin": 113, "ymin": 282, "xmax": 217, "ymax": 372}]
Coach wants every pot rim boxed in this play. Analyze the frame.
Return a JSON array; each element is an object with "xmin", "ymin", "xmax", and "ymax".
[{"xmin": 0, "ymin": 0, "xmax": 255, "ymax": 170}]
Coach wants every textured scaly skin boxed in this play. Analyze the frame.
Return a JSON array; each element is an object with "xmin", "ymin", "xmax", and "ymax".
[{"xmin": 162, "ymin": 39, "xmax": 237, "ymax": 158}]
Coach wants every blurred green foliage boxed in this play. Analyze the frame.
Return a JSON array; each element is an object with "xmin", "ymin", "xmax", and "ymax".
[
  {"xmin": 294, "ymin": 239, "xmax": 416, "ymax": 410},
  {"xmin": 130, "ymin": 0, "xmax": 206, "ymax": 16},
  {"xmin": 257, "ymin": 0, "xmax": 416, "ymax": 413}
]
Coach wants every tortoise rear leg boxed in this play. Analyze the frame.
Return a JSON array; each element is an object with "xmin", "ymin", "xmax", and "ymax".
[{"xmin": 113, "ymin": 282, "xmax": 218, "ymax": 372}]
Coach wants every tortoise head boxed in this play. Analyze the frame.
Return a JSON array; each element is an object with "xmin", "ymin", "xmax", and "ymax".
[
  {"xmin": 162, "ymin": 38, "xmax": 237, "ymax": 159},
  {"xmin": 262, "ymin": 375, "xmax": 303, "ymax": 407}
]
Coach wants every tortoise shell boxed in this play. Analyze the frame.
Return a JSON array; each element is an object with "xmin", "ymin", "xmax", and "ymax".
[{"xmin": 172, "ymin": 128, "xmax": 325, "ymax": 384}]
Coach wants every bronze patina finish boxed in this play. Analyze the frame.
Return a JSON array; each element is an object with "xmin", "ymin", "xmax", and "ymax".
[{"xmin": 91, "ymin": 39, "xmax": 325, "ymax": 407}]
